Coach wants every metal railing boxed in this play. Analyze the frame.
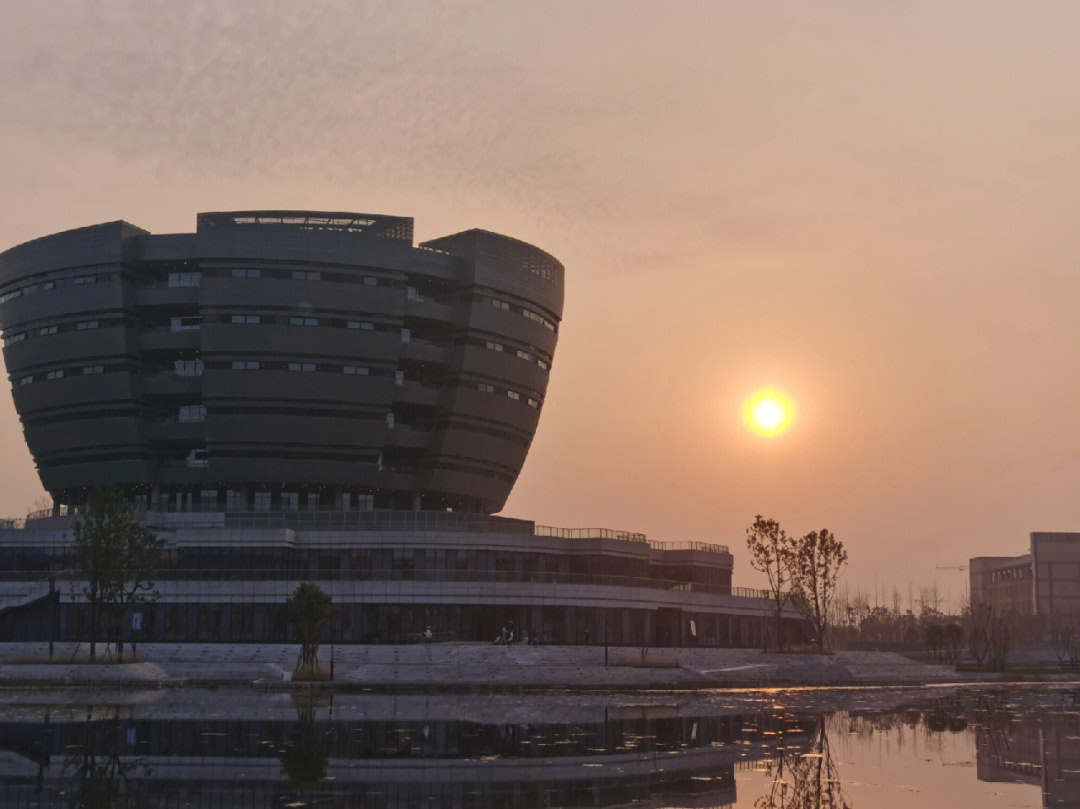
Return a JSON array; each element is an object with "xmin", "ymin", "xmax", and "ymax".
[
  {"xmin": 534, "ymin": 526, "xmax": 648, "ymax": 543},
  {"xmin": 650, "ymin": 540, "xmax": 731, "ymax": 555}
]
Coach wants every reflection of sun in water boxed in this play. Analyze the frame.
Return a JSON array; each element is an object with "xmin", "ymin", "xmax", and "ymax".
[{"xmin": 744, "ymin": 389, "xmax": 795, "ymax": 438}]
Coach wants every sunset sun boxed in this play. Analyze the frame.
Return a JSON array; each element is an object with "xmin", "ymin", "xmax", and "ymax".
[{"xmin": 744, "ymin": 389, "xmax": 795, "ymax": 438}]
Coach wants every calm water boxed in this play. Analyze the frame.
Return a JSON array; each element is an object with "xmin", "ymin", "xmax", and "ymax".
[{"xmin": 0, "ymin": 685, "xmax": 1073, "ymax": 807}]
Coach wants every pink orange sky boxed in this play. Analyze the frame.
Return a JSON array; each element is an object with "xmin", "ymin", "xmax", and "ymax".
[{"xmin": 3, "ymin": 2, "xmax": 1080, "ymax": 606}]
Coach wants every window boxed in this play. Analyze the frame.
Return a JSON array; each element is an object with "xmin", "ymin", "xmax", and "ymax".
[
  {"xmin": 289, "ymin": 316, "xmax": 318, "ymax": 326},
  {"xmin": 73, "ymin": 275, "xmax": 97, "ymax": 285},
  {"xmin": 291, "ymin": 270, "xmax": 321, "ymax": 281},
  {"xmin": 22, "ymin": 284, "xmax": 36, "ymax": 295},
  {"xmin": 401, "ymin": 328, "xmax": 410, "ymax": 343},
  {"xmin": 186, "ymin": 449, "xmax": 208, "ymax": 468},
  {"xmin": 39, "ymin": 326, "xmax": 58, "ymax": 336},
  {"xmin": 282, "ymin": 492, "xmax": 299, "ymax": 512},
  {"xmin": 347, "ymin": 320, "xmax": 374, "ymax": 330},
  {"xmin": 538, "ymin": 358, "xmax": 549, "ymax": 370},
  {"xmin": 288, "ymin": 362, "xmax": 315, "ymax": 372},
  {"xmin": 179, "ymin": 405, "xmax": 206, "ymax": 422},
  {"xmin": 76, "ymin": 320, "xmax": 99, "ymax": 330},
  {"xmin": 43, "ymin": 281, "xmax": 55, "ymax": 290},
  {"xmin": 175, "ymin": 360, "xmax": 204, "ymax": 376},
  {"xmin": 491, "ymin": 298, "xmax": 510, "ymax": 310},
  {"xmin": 226, "ymin": 490, "xmax": 245, "ymax": 511},
  {"xmin": 253, "ymin": 491, "xmax": 271, "ymax": 511},
  {"xmin": 364, "ymin": 276, "xmax": 378, "ymax": 286},
  {"xmin": 231, "ymin": 360, "xmax": 259, "ymax": 370},
  {"xmin": 406, "ymin": 286, "xmax": 421, "ymax": 300},
  {"xmin": 507, "ymin": 390, "xmax": 520, "ymax": 400},
  {"xmin": 527, "ymin": 398, "xmax": 539, "ymax": 408},
  {"xmin": 516, "ymin": 350, "xmax": 531, "ymax": 361},
  {"xmin": 343, "ymin": 365, "xmax": 369, "ymax": 375},
  {"xmin": 231, "ymin": 314, "xmax": 260, "ymax": 324},
  {"xmin": 168, "ymin": 272, "xmax": 201, "ymax": 287},
  {"xmin": 3, "ymin": 332, "xmax": 25, "ymax": 345},
  {"xmin": 524, "ymin": 309, "xmax": 556, "ymax": 331},
  {"xmin": 306, "ymin": 493, "xmax": 319, "ymax": 511},
  {"xmin": 46, "ymin": 370, "xmax": 64, "ymax": 380},
  {"xmin": 19, "ymin": 375, "xmax": 32, "ymax": 385},
  {"xmin": 82, "ymin": 365, "xmax": 104, "ymax": 375},
  {"xmin": 477, "ymin": 383, "xmax": 494, "ymax": 393},
  {"xmin": 386, "ymin": 412, "xmax": 395, "ymax": 429},
  {"xmin": 171, "ymin": 316, "xmax": 201, "ymax": 331},
  {"xmin": 231, "ymin": 268, "xmax": 261, "ymax": 278},
  {"xmin": 485, "ymin": 341, "xmax": 503, "ymax": 352}
]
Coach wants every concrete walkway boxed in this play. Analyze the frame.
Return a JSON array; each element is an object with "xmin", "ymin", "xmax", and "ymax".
[{"xmin": 0, "ymin": 642, "xmax": 978, "ymax": 690}]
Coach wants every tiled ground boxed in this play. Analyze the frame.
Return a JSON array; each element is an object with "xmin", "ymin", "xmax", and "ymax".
[{"xmin": 0, "ymin": 642, "xmax": 971, "ymax": 688}]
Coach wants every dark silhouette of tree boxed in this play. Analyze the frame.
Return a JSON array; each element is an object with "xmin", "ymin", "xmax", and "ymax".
[
  {"xmin": 943, "ymin": 623, "xmax": 964, "ymax": 664},
  {"xmin": 746, "ymin": 516, "xmax": 796, "ymax": 651},
  {"xmin": 286, "ymin": 583, "xmax": 333, "ymax": 675},
  {"xmin": 791, "ymin": 528, "xmax": 847, "ymax": 651},
  {"xmin": 280, "ymin": 697, "xmax": 329, "ymax": 790},
  {"xmin": 966, "ymin": 602, "xmax": 1014, "ymax": 671},
  {"xmin": 74, "ymin": 487, "xmax": 163, "ymax": 662},
  {"xmin": 67, "ymin": 712, "xmax": 149, "ymax": 808}
]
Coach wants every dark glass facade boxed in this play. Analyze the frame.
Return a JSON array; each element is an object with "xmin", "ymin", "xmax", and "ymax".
[{"xmin": 0, "ymin": 211, "xmax": 563, "ymax": 513}]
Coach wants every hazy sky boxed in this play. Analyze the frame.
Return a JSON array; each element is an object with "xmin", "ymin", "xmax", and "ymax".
[{"xmin": 3, "ymin": 1, "xmax": 1079, "ymax": 605}]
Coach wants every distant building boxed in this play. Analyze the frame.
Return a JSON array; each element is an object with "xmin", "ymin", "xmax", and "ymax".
[{"xmin": 970, "ymin": 532, "xmax": 1080, "ymax": 624}]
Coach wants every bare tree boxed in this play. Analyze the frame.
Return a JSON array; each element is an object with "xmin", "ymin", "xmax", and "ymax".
[
  {"xmin": 966, "ymin": 602, "xmax": 1013, "ymax": 671},
  {"xmin": 1052, "ymin": 617, "xmax": 1080, "ymax": 668},
  {"xmin": 746, "ymin": 515, "xmax": 796, "ymax": 651},
  {"xmin": 74, "ymin": 487, "xmax": 163, "ymax": 662},
  {"xmin": 791, "ymin": 528, "xmax": 848, "ymax": 651}
]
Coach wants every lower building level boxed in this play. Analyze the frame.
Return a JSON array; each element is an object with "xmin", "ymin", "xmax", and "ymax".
[{"xmin": 0, "ymin": 509, "xmax": 805, "ymax": 647}]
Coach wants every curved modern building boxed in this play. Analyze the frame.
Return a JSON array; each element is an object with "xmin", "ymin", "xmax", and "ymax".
[
  {"xmin": 0, "ymin": 210, "xmax": 803, "ymax": 649},
  {"xmin": 0, "ymin": 211, "xmax": 563, "ymax": 513}
]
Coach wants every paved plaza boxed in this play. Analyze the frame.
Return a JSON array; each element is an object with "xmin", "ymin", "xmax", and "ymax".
[{"xmin": 0, "ymin": 642, "xmax": 970, "ymax": 689}]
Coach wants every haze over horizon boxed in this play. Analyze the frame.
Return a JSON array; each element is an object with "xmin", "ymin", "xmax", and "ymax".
[{"xmin": 2, "ymin": 1, "xmax": 1079, "ymax": 606}]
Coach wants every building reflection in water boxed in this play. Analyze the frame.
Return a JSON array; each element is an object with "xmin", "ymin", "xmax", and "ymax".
[
  {"xmin": 0, "ymin": 693, "xmax": 820, "ymax": 808},
  {"xmin": 17, "ymin": 687, "xmax": 1080, "ymax": 808},
  {"xmin": 975, "ymin": 691, "xmax": 1080, "ymax": 809}
]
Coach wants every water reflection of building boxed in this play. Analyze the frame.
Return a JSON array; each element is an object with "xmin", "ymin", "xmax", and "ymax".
[
  {"xmin": 976, "ymin": 704, "xmax": 1080, "ymax": 808},
  {"xmin": 0, "ymin": 693, "xmax": 816, "ymax": 808}
]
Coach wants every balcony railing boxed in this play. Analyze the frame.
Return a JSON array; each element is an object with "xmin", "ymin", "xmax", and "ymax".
[{"xmin": 534, "ymin": 526, "xmax": 647, "ymax": 543}]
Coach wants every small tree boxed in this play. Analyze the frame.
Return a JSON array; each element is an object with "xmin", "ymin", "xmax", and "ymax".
[
  {"xmin": 746, "ymin": 516, "xmax": 796, "ymax": 651},
  {"xmin": 790, "ymin": 528, "xmax": 848, "ymax": 651},
  {"xmin": 286, "ymin": 583, "xmax": 333, "ymax": 675},
  {"xmin": 943, "ymin": 623, "xmax": 964, "ymax": 664},
  {"xmin": 74, "ymin": 487, "xmax": 163, "ymax": 662},
  {"xmin": 924, "ymin": 623, "xmax": 945, "ymax": 662}
]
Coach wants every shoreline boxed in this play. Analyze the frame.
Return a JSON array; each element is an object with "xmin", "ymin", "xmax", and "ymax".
[{"xmin": 0, "ymin": 642, "xmax": 1049, "ymax": 691}]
